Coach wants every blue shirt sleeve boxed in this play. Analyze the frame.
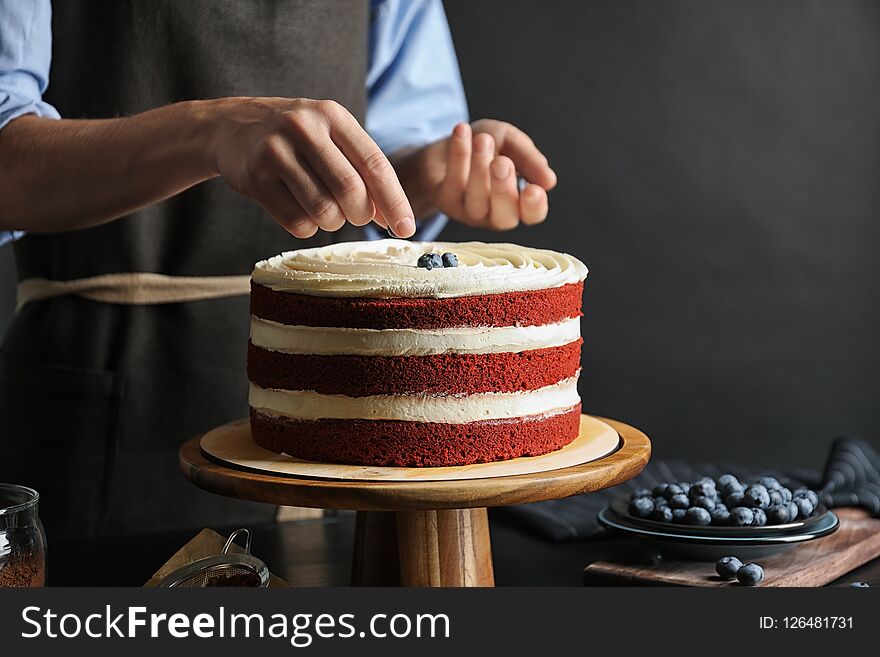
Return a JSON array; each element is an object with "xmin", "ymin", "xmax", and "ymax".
[
  {"xmin": 0, "ymin": 0, "xmax": 59, "ymax": 246},
  {"xmin": 363, "ymin": 0, "xmax": 469, "ymax": 242}
]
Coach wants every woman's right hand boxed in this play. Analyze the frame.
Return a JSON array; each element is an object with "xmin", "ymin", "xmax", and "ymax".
[{"xmin": 209, "ymin": 97, "xmax": 416, "ymax": 238}]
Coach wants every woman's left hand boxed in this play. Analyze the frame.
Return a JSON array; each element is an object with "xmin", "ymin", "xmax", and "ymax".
[{"xmin": 395, "ymin": 119, "xmax": 557, "ymax": 230}]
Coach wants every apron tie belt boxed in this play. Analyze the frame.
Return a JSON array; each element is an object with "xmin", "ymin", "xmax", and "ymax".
[{"xmin": 16, "ymin": 273, "xmax": 251, "ymax": 311}]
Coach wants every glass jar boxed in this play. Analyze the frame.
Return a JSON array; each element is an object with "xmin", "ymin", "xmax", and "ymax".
[{"xmin": 0, "ymin": 484, "xmax": 47, "ymax": 587}]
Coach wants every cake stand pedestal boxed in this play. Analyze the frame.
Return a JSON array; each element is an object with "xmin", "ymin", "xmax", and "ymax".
[{"xmin": 179, "ymin": 416, "xmax": 650, "ymax": 587}]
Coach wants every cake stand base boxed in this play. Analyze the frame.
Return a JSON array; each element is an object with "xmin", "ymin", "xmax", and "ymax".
[
  {"xmin": 179, "ymin": 415, "xmax": 651, "ymax": 587},
  {"xmin": 353, "ymin": 508, "xmax": 494, "ymax": 586}
]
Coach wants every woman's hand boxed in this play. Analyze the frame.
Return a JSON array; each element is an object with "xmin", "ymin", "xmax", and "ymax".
[
  {"xmin": 0, "ymin": 102, "xmax": 548, "ymax": 240},
  {"xmin": 210, "ymin": 97, "xmax": 416, "ymax": 238},
  {"xmin": 396, "ymin": 119, "xmax": 557, "ymax": 230}
]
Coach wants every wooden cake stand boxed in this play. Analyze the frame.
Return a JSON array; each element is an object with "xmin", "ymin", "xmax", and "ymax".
[{"xmin": 179, "ymin": 415, "xmax": 651, "ymax": 587}]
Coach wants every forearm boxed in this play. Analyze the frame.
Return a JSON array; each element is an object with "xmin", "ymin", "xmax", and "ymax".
[{"xmin": 0, "ymin": 100, "xmax": 220, "ymax": 232}]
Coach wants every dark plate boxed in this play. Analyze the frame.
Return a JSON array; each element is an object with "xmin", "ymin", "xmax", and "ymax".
[
  {"xmin": 609, "ymin": 497, "xmax": 830, "ymax": 538},
  {"xmin": 598, "ymin": 505, "xmax": 839, "ymax": 561}
]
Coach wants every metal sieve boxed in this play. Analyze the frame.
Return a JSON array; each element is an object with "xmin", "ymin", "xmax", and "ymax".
[{"xmin": 157, "ymin": 528, "xmax": 270, "ymax": 588}]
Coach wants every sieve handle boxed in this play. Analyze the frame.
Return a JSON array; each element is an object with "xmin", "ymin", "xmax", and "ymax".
[{"xmin": 222, "ymin": 528, "xmax": 252, "ymax": 556}]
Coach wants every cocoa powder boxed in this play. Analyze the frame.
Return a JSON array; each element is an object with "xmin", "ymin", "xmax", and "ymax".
[
  {"xmin": 0, "ymin": 554, "xmax": 45, "ymax": 587},
  {"xmin": 203, "ymin": 571, "xmax": 261, "ymax": 587}
]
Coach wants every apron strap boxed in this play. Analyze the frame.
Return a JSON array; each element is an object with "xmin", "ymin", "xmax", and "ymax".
[{"xmin": 16, "ymin": 273, "xmax": 251, "ymax": 311}]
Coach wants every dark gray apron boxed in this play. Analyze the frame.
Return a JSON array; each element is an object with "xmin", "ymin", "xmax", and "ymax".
[{"xmin": 0, "ymin": 0, "xmax": 368, "ymax": 541}]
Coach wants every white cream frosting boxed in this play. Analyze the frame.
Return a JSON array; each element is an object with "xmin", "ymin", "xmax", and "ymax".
[
  {"xmin": 252, "ymin": 239, "xmax": 588, "ymax": 298},
  {"xmin": 249, "ymin": 375, "xmax": 581, "ymax": 423},
  {"xmin": 250, "ymin": 316, "xmax": 581, "ymax": 356}
]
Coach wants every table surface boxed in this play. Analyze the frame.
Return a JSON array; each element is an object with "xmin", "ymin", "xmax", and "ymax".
[{"xmin": 47, "ymin": 510, "xmax": 880, "ymax": 587}]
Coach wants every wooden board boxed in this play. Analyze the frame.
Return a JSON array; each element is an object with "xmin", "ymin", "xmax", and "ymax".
[
  {"xmin": 179, "ymin": 416, "xmax": 651, "ymax": 511},
  {"xmin": 201, "ymin": 415, "xmax": 619, "ymax": 482},
  {"xmin": 584, "ymin": 509, "xmax": 880, "ymax": 587}
]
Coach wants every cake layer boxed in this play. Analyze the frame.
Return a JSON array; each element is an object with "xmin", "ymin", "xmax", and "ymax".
[
  {"xmin": 248, "ymin": 376, "xmax": 580, "ymax": 423},
  {"xmin": 249, "ymin": 316, "xmax": 581, "ymax": 356},
  {"xmin": 247, "ymin": 339, "xmax": 582, "ymax": 396},
  {"xmin": 252, "ymin": 239, "xmax": 588, "ymax": 299},
  {"xmin": 251, "ymin": 281, "xmax": 583, "ymax": 330},
  {"xmin": 250, "ymin": 404, "xmax": 582, "ymax": 467}
]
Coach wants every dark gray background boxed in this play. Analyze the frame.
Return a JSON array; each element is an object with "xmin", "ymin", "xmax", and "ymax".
[
  {"xmin": 441, "ymin": 0, "xmax": 880, "ymax": 468},
  {"xmin": 1, "ymin": 1, "xmax": 878, "ymax": 469}
]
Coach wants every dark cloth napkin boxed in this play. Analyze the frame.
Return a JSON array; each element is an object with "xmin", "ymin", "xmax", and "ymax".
[{"xmin": 503, "ymin": 437, "xmax": 880, "ymax": 542}]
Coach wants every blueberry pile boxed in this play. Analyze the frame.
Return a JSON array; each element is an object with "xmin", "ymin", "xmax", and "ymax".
[
  {"xmin": 715, "ymin": 556, "xmax": 764, "ymax": 586},
  {"xmin": 627, "ymin": 475, "xmax": 819, "ymax": 527},
  {"xmin": 417, "ymin": 252, "xmax": 458, "ymax": 270}
]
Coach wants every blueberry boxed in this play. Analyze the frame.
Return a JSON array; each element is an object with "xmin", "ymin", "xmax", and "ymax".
[
  {"xmin": 651, "ymin": 506, "xmax": 674, "ymax": 523},
  {"xmin": 716, "ymin": 556, "xmax": 743, "ymax": 580},
  {"xmin": 849, "ymin": 581, "xmax": 870, "ymax": 588},
  {"xmin": 787, "ymin": 501, "xmax": 799, "ymax": 521},
  {"xmin": 440, "ymin": 252, "xmax": 458, "ymax": 267},
  {"xmin": 779, "ymin": 487, "xmax": 793, "ymax": 503},
  {"xmin": 691, "ymin": 495, "xmax": 716, "ymax": 512},
  {"xmin": 768, "ymin": 490, "xmax": 783, "ymax": 506},
  {"xmin": 663, "ymin": 484, "xmax": 684, "ymax": 499},
  {"xmin": 677, "ymin": 482, "xmax": 691, "ymax": 495},
  {"xmin": 690, "ymin": 492, "xmax": 718, "ymax": 506},
  {"xmin": 717, "ymin": 474, "xmax": 739, "ymax": 488},
  {"xmin": 751, "ymin": 508, "xmax": 767, "ymax": 527},
  {"xmin": 671, "ymin": 508, "xmax": 687, "ymax": 523},
  {"xmin": 766, "ymin": 504, "xmax": 791, "ymax": 525},
  {"xmin": 757, "ymin": 476, "xmax": 781, "ymax": 491},
  {"xmin": 630, "ymin": 488, "xmax": 652, "ymax": 501},
  {"xmin": 690, "ymin": 481, "xmax": 716, "ymax": 498},
  {"xmin": 743, "ymin": 485, "xmax": 771, "ymax": 510},
  {"xmin": 684, "ymin": 507, "xmax": 712, "ymax": 526},
  {"xmin": 652, "ymin": 484, "xmax": 670, "ymax": 497},
  {"xmin": 723, "ymin": 484, "xmax": 744, "ymax": 499},
  {"xmin": 668, "ymin": 494, "xmax": 690, "ymax": 510},
  {"xmin": 718, "ymin": 476, "xmax": 744, "ymax": 495},
  {"xmin": 653, "ymin": 496, "xmax": 669, "ymax": 508},
  {"xmin": 726, "ymin": 492, "xmax": 745, "ymax": 508},
  {"xmin": 695, "ymin": 476, "xmax": 716, "ymax": 487},
  {"xmin": 793, "ymin": 497, "xmax": 814, "ymax": 518},
  {"xmin": 728, "ymin": 507, "xmax": 754, "ymax": 527},
  {"xmin": 417, "ymin": 253, "xmax": 443, "ymax": 270},
  {"xmin": 714, "ymin": 502, "xmax": 728, "ymax": 513},
  {"xmin": 794, "ymin": 488, "xmax": 819, "ymax": 507},
  {"xmin": 748, "ymin": 482, "xmax": 770, "ymax": 496},
  {"xmin": 736, "ymin": 563, "xmax": 764, "ymax": 586},
  {"xmin": 628, "ymin": 496, "xmax": 654, "ymax": 518},
  {"xmin": 711, "ymin": 508, "xmax": 731, "ymax": 526}
]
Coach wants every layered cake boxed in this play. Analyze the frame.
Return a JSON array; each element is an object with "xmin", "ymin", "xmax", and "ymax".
[{"xmin": 247, "ymin": 240, "xmax": 588, "ymax": 467}]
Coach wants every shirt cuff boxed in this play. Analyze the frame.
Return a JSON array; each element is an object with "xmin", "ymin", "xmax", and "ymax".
[
  {"xmin": 0, "ymin": 97, "xmax": 60, "ymax": 132},
  {"xmin": 0, "ymin": 230, "xmax": 26, "ymax": 246}
]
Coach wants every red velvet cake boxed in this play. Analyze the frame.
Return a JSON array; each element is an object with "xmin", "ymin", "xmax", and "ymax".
[{"xmin": 247, "ymin": 240, "xmax": 588, "ymax": 467}]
